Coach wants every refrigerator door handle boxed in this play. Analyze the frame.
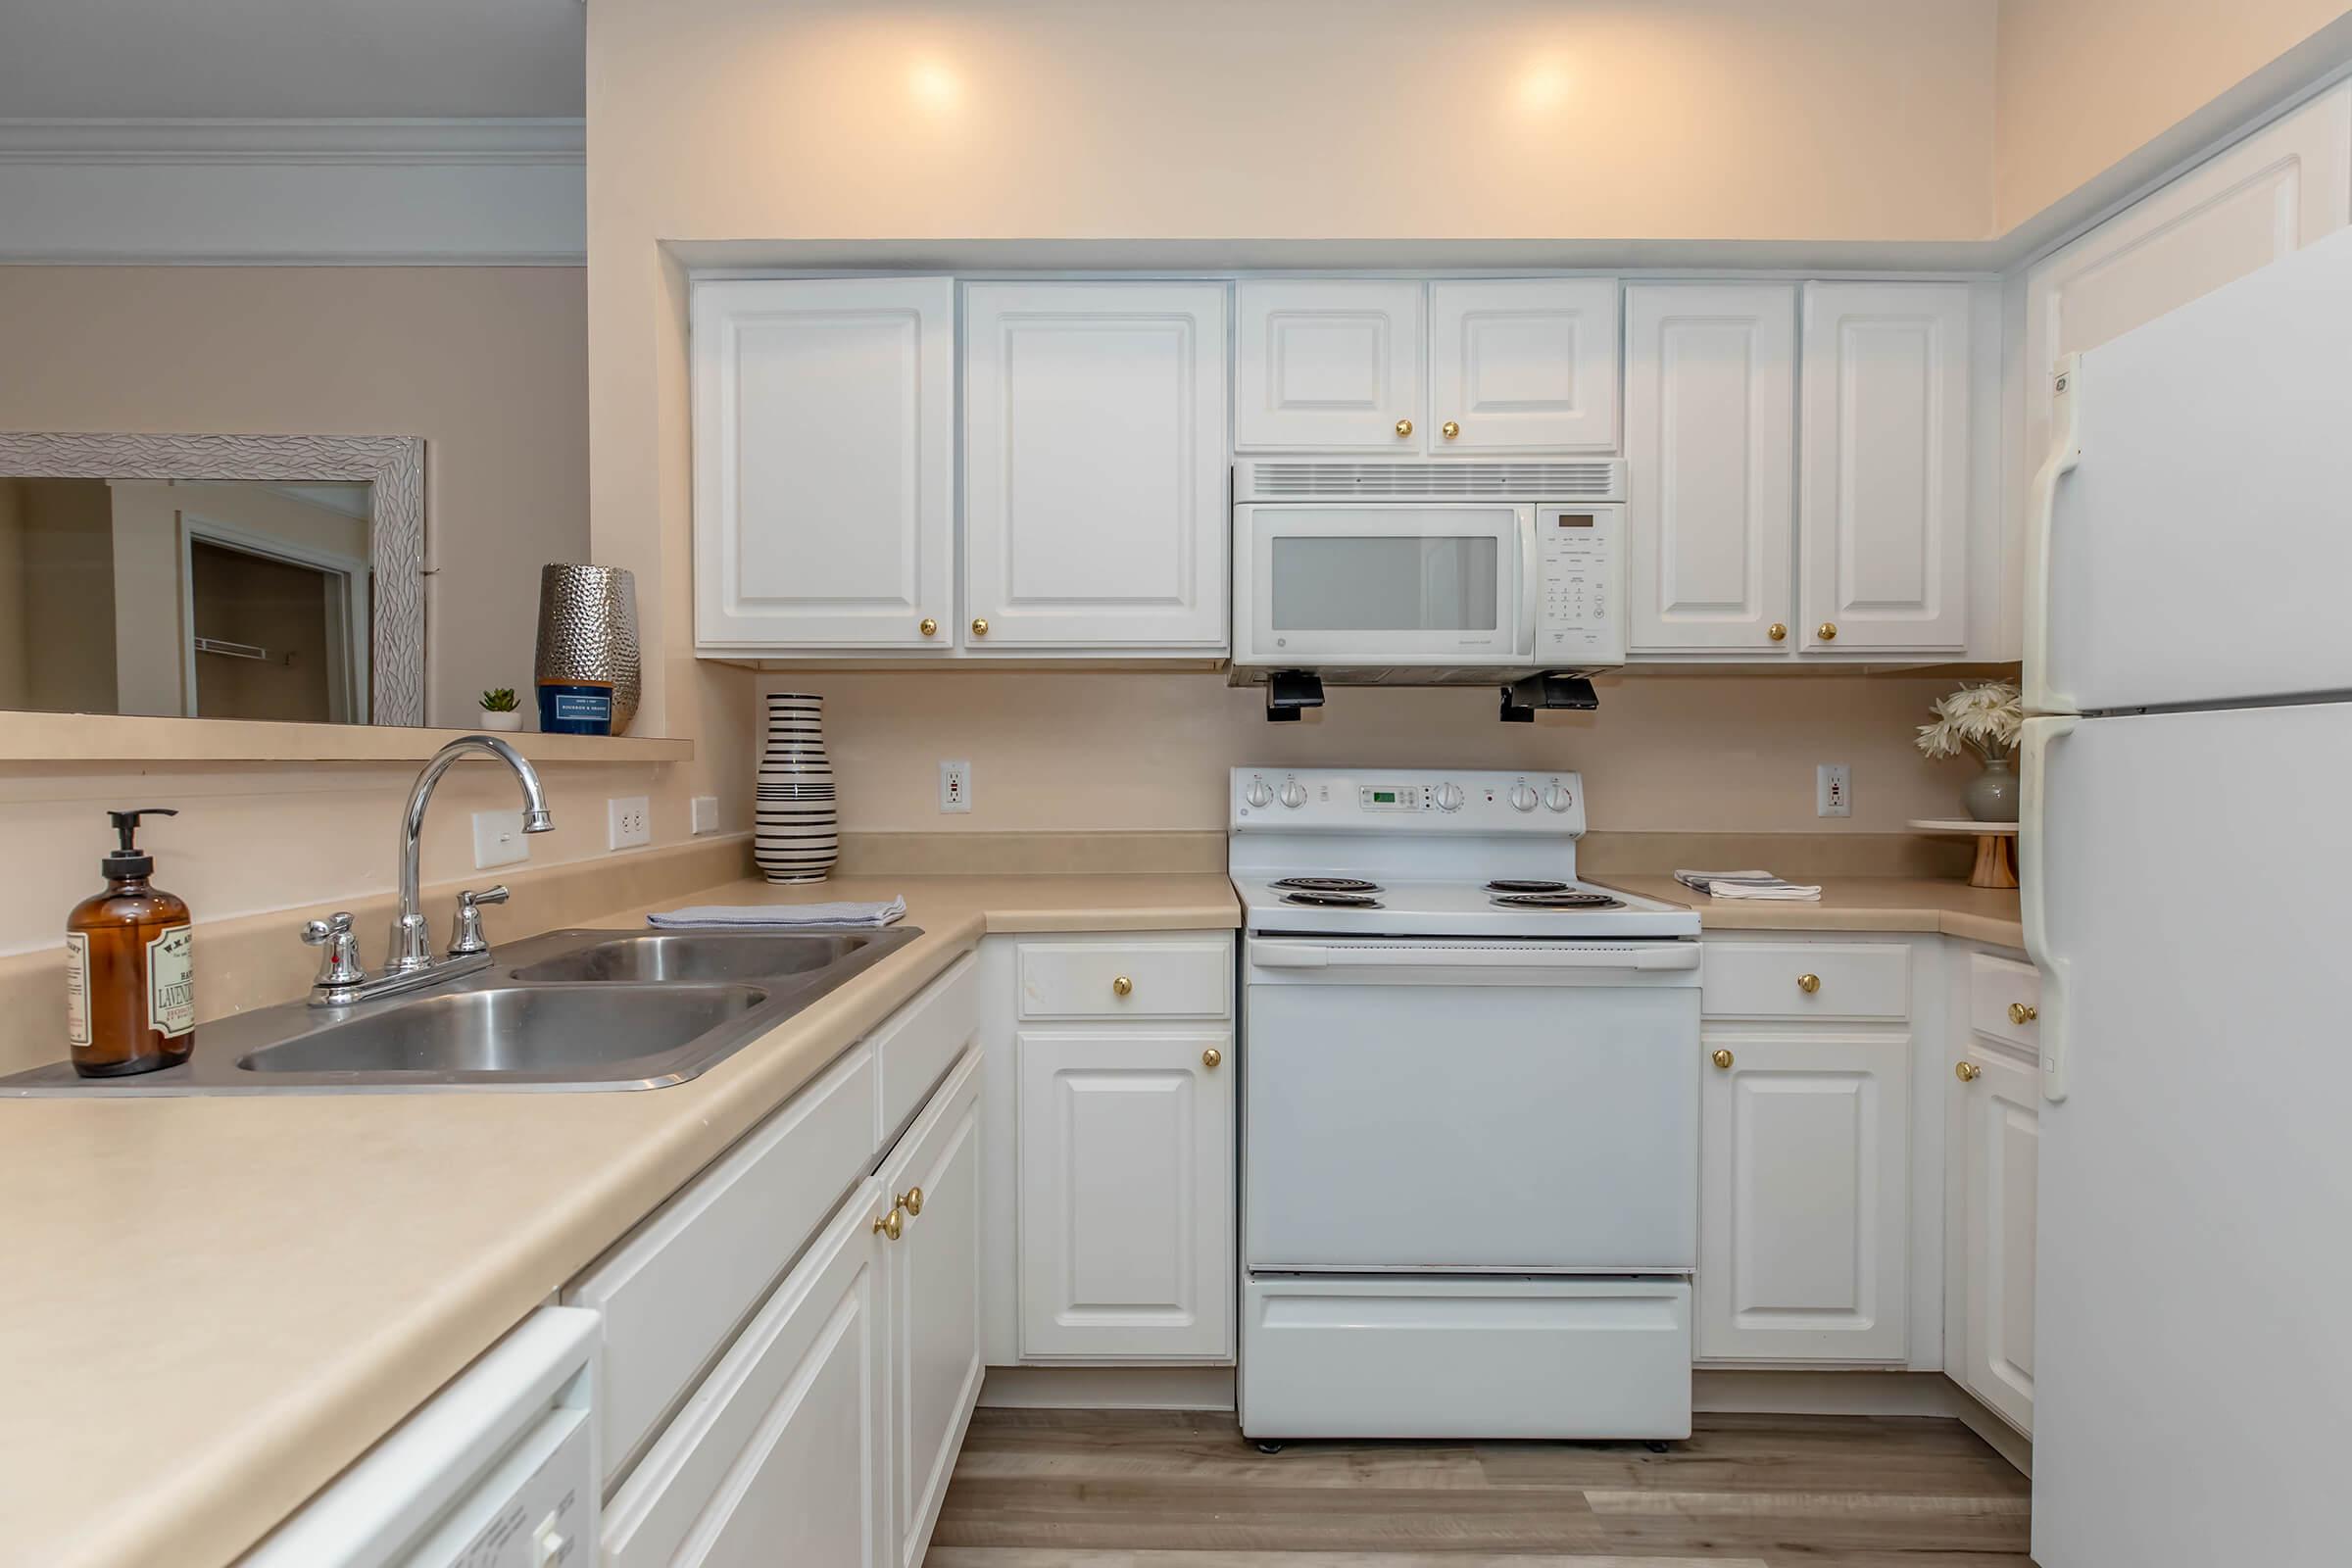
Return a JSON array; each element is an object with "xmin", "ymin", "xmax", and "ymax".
[
  {"xmin": 2024, "ymin": 353, "xmax": 2083, "ymax": 715},
  {"xmin": 2021, "ymin": 715, "xmax": 2079, "ymax": 1102}
]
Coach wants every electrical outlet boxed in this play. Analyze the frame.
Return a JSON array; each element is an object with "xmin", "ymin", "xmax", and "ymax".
[
  {"xmin": 1817, "ymin": 763, "xmax": 1853, "ymax": 818},
  {"xmin": 472, "ymin": 808, "xmax": 531, "ymax": 869},
  {"xmin": 608, "ymin": 795, "xmax": 652, "ymax": 849},
  {"xmin": 939, "ymin": 760, "xmax": 972, "ymax": 814},
  {"xmin": 691, "ymin": 794, "xmax": 720, "ymax": 835}
]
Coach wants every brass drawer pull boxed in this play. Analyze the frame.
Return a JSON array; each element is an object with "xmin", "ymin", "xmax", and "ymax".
[
  {"xmin": 1712, "ymin": 1049, "xmax": 1735, "ymax": 1070},
  {"xmin": 2008, "ymin": 1002, "xmax": 2038, "ymax": 1025},
  {"xmin": 1796, "ymin": 972, "xmax": 1821, "ymax": 995},
  {"xmin": 1955, "ymin": 1061, "xmax": 1982, "ymax": 1083},
  {"xmin": 898, "ymin": 1186, "xmax": 925, "ymax": 1217}
]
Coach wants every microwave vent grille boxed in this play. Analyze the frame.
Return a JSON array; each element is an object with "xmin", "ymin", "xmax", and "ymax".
[{"xmin": 1237, "ymin": 460, "xmax": 1624, "ymax": 501}]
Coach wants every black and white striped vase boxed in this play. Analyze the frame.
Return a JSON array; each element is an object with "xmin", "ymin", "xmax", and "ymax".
[{"xmin": 755, "ymin": 692, "xmax": 838, "ymax": 883}]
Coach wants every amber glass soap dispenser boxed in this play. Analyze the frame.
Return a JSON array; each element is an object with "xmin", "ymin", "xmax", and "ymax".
[{"xmin": 67, "ymin": 807, "xmax": 195, "ymax": 1077}]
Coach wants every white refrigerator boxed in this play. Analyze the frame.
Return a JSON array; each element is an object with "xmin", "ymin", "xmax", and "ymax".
[{"xmin": 2022, "ymin": 222, "xmax": 2352, "ymax": 1567}]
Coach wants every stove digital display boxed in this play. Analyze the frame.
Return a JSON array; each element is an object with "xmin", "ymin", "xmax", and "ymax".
[
  {"xmin": 1356, "ymin": 784, "xmax": 1421, "ymax": 810},
  {"xmin": 1370, "ymin": 790, "xmax": 1396, "ymax": 804}
]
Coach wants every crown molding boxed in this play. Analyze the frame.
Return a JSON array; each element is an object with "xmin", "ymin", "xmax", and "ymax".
[
  {"xmin": 0, "ymin": 118, "xmax": 584, "ymax": 265},
  {"xmin": 0, "ymin": 118, "xmax": 584, "ymax": 165}
]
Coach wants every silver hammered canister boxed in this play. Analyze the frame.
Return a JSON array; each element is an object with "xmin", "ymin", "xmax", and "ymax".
[{"xmin": 534, "ymin": 564, "xmax": 641, "ymax": 733}]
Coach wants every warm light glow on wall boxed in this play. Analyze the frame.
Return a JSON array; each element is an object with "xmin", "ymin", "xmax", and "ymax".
[
  {"xmin": 907, "ymin": 58, "xmax": 963, "ymax": 113},
  {"xmin": 1516, "ymin": 58, "xmax": 1573, "ymax": 116}
]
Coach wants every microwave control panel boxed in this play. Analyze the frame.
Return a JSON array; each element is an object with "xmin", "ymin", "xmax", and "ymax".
[{"xmin": 1535, "ymin": 504, "xmax": 1625, "ymax": 665}]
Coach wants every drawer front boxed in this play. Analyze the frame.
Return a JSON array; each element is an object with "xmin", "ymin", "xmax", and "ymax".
[
  {"xmin": 1970, "ymin": 952, "xmax": 2042, "ymax": 1052},
  {"xmin": 1017, "ymin": 937, "xmax": 1232, "ymax": 1021},
  {"xmin": 1703, "ymin": 942, "xmax": 1911, "ymax": 1021},
  {"xmin": 877, "ymin": 953, "xmax": 980, "ymax": 1138},
  {"xmin": 1241, "ymin": 1276, "xmax": 1691, "ymax": 1440},
  {"xmin": 566, "ymin": 1043, "xmax": 881, "ymax": 1478}
]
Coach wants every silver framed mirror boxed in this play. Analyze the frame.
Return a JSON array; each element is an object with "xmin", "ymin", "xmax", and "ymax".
[{"xmin": 0, "ymin": 431, "xmax": 423, "ymax": 726}]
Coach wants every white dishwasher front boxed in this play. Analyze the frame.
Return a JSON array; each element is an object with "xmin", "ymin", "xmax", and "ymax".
[{"xmin": 241, "ymin": 1305, "xmax": 599, "ymax": 1568}]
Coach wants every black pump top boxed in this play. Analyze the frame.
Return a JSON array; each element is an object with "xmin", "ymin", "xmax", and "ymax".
[{"xmin": 103, "ymin": 807, "xmax": 176, "ymax": 880}]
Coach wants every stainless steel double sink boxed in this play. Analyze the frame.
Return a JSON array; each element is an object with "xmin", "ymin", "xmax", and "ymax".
[{"xmin": 0, "ymin": 926, "xmax": 922, "ymax": 1096}]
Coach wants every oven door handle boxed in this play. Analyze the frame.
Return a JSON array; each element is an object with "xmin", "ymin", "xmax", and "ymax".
[{"xmin": 1250, "ymin": 940, "xmax": 1700, "ymax": 973}]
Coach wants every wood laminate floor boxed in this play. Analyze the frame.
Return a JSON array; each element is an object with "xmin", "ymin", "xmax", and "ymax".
[{"xmin": 925, "ymin": 1408, "xmax": 2034, "ymax": 1567}]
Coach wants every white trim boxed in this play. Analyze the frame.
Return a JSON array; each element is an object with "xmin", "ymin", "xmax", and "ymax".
[{"xmin": 0, "ymin": 118, "xmax": 583, "ymax": 265}]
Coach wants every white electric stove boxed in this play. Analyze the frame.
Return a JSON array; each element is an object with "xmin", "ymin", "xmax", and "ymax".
[{"xmin": 1232, "ymin": 767, "xmax": 1703, "ymax": 1444}]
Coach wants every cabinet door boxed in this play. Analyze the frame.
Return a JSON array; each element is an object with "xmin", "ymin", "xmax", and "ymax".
[
  {"xmin": 692, "ymin": 277, "xmax": 954, "ymax": 649},
  {"xmin": 2023, "ymin": 84, "xmax": 2351, "ymax": 492},
  {"xmin": 1624, "ymin": 283, "xmax": 1796, "ymax": 653},
  {"xmin": 1798, "ymin": 282, "xmax": 1971, "ymax": 654},
  {"xmin": 1234, "ymin": 279, "xmax": 1424, "ymax": 451},
  {"xmin": 1017, "ymin": 1029, "xmax": 1234, "ymax": 1360},
  {"xmin": 880, "ymin": 1051, "xmax": 984, "ymax": 1568},
  {"xmin": 1428, "ymin": 277, "xmax": 1620, "ymax": 453},
  {"xmin": 602, "ymin": 1180, "xmax": 890, "ymax": 1568},
  {"xmin": 1697, "ymin": 1033, "xmax": 1910, "ymax": 1363},
  {"xmin": 1956, "ymin": 1044, "xmax": 2038, "ymax": 1435},
  {"xmin": 963, "ymin": 282, "xmax": 1228, "ymax": 649}
]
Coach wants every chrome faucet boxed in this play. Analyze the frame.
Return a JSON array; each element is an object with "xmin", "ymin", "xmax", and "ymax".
[{"xmin": 302, "ymin": 734, "xmax": 553, "ymax": 1005}]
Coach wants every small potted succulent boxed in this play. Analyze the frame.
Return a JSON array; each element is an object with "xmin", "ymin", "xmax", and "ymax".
[
  {"xmin": 475, "ymin": 686, "xmax": 524, "ymax": 733},
  {"xmin": 1916, "ymin": 679, "xmax": 2024, "ymax": 821}
]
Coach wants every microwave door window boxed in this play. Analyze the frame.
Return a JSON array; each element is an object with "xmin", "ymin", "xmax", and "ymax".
[{"xmin": 1269, "ymin": 536, "xmax": 1499, "ymax": 631}]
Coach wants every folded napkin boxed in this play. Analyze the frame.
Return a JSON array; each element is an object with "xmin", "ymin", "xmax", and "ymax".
[
  {"xmin": 1673, "ymin": 869, "xmax": 1823, "ymax": 903},
  {"xmin": 648, "ymin": 895, "xmax": 907, "ymax": 930}
]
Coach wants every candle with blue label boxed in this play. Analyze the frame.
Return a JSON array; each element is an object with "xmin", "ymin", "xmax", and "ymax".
[{"xmin": 537, "ymin": 679, "xmax": 614, "ymax": 736}]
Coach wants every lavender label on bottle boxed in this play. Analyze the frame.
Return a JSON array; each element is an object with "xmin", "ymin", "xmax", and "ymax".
[{"xmin": 147, "ymin": 924, "xmax": 195, "ymax": 1039}]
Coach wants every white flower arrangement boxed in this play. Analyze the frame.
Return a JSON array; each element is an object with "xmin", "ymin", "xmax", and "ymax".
[{"xmin": 1916, "ymin": 679, "xmax": 2024, "ymax": 762}]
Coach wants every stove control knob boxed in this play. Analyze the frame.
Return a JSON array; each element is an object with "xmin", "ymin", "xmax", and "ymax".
[
  {"xmin": 1279, "ymin": 780, "xmax": 1308, "ymax": 809},
  {"xmin": 1544, "ymin": 783, "xmax": 1574, "ymax": 812},
  {"xmin": 1435, "ymin": 782, "xmax": 1465, "ymax": 812},
  {"xmin": 1508, "ymin": 783, "xmax": 1539, "ymax": 812},
  {"xmin": 1245, "ymin": 778, "xmax": 1274, "ymax": 808}
]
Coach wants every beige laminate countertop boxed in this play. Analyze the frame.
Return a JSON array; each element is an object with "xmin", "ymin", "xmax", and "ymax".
[
  {"xmin": 0, "ymin": 873, "xmax": 1239, "ymax": 1568},
  {"xmin": 1606, "ymin": 875, "xmax": 2026, "ymax": 950}
]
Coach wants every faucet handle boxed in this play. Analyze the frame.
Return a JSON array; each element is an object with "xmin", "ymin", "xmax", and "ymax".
[
  {"xmin": 448, "ymin": 885, "xmax": 510, "ymax": 957},
  {"xmin": 301, "ymin": 912, "xmax": 366, "ymax": 989}
]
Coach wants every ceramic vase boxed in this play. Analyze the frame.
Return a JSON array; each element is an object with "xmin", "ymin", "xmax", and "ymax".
[
  {"xmin": 756, "ymin": 693, "xmax": 838, "ymax": 883},
  {"xmin": 1964, "ymin": 753, "xmax": 2021, "ymax": 823}
]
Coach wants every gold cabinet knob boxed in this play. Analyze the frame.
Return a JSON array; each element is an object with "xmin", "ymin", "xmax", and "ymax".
[
  {"xmin": 918, "ymin": 617, "xmax": 938, "ymax": 637},
  {"xmin": 1796, "ymin": 972, "xmax": 1821, "ymax": 995},
  {"xmin": 970, "ymin": 617, "xmax": 989, "ymax": 637},
  {"xmin": 1711, "ymin": 1048, "xmax": 1735, "ymax": 1070},
  {"xmin": 898, "ymin": 1186, "xmax": 924, "ymax": 1217},
  {"xmin": 1441, "ymin": 420, "xmax": 1460, "ymax": 441},
  {"xmin": 1818, "ymin": 622, "xmax": 1838, "ymax": 642},
  {"xmin": 1111, "ymin": 975, "xmax": 1133, "ymax": 998},
  {"xmin": 2008, "ymin": 1002, "xmax": 2038, "ymax": 1025},
  {"xmin": 1955, "ymin": 1060, "xmax": 1982, "ymax": 1083},
  {"xmin": 1767, "ymin": 622, "xmax": 1788, "ymax": 642},
  {"xmin": 872, "ymin": 1206, "xmax": 903, "ymax": 1241},
  {"xmin": 1201, "ymin": 1047, "xmax": 1223, "ymax": 1069},
  {"xmin": 1395, "ymin": 417, "xmax": 1413, "ymax": 439}
]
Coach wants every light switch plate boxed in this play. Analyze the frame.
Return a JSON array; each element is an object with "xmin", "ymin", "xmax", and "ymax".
[
  {"xmin": 691, "ymin": 794, "xmax": 720, "ymax": 835},
  {"xmin": 608, "ymin": 795, "xmax": 651, "ymax": 850},
  {"xmin": 473, "ymin": 809, "xmax": 530, "ymax": 869}
]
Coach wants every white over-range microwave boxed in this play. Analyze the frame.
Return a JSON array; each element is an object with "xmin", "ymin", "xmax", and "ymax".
[{"xmin": 1231, "ymin": 460, "xmax": 1627, "ymax": 682}]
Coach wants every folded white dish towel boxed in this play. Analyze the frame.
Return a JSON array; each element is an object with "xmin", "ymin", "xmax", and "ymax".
[
  {"xmin": 1673, "ymin": 869, "xmax": 1823, "ymax": 902},
  {"xmin": 648, "ymin": 895, "xmax": 907, "ymax": 930}
]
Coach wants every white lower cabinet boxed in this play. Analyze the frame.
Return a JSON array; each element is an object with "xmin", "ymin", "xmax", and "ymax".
[
  {"xmin": 1951, "ymin": 1040, "xmax": 2038, "ymax": 1435},
  {"xmin": 1016, "ymin": 1027, "xmax": 1235, "ymax": 1361},
  {"xmin": 1697, "ymin": 1031, "xmax": 1911, "ymax": 1363},
  {"xmin": 880, "ymin": 1051, "xmax": 985, "ymax": 1568},
  {"xmin": 603, "ymin": 1177, "xmax": 892, "ymax": 1568}
]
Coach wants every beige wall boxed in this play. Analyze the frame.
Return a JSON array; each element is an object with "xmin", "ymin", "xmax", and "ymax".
[
  {"xmin": 19, "ymin": 479, "xmax": 119, "ymax": 713},
  {"xmin": 1995, "ymin": 0, "xmax": 2352, "ymax": 229},
  {"xmin": 760, "ymin": 669, "xmax": 1983, "ymax": 837},
  {"xmin": 0, "ymin": 266, "xmax": 589, "ymax": 729}
]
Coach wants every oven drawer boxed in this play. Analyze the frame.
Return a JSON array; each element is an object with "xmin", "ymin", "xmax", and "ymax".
[
  {"xmin": 1703, "ymin": 942, "xmax": 1910, "ymax": 1021},
  {"xmin": 1017, "ymin": 938, "xmax": 1231, "ymax": 1020},
  {"xmin": 1969, "ymin": 953, "xmax": 2041, "ymax": 1052},
  {"xmin": 1241, "ymin": 1276, "xmax": 1691, "ymax": 1439}
]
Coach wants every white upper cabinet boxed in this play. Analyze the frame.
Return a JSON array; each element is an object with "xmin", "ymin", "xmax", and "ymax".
[
  {"xmin": 2022, "ymin": 84, "xmax": 2352, "ymax": 480},
  {"xmin": 1428, "ymin": 278, "xmax": 1620, "ymax": 453},
  {"xmin": 1798, "ymin": 282, "xmax": 1972, "ymax": 654},
  {"xmin": 962, "ymin": 282, "xmax": 1229, "ymax": 650},
  {"xmin": 692, "ymin": 277, "xmax": 955, "ymax": 649},
  {"xmin": 1624, "ymin": 283, "xmax": 1796, "ymax": 654},
  {"xmin": 1234, "ymin": 279, "xmax": 1426, "ymax": 451}
]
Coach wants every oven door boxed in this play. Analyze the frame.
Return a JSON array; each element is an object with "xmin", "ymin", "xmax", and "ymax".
[
  {"xmin": 1243, "ymin": 936, "xmax": 1700, "ymax": 1272},
  {"xmin": 1233, "ymin": 504, "xmax": 1530, "ymax": 666}
]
